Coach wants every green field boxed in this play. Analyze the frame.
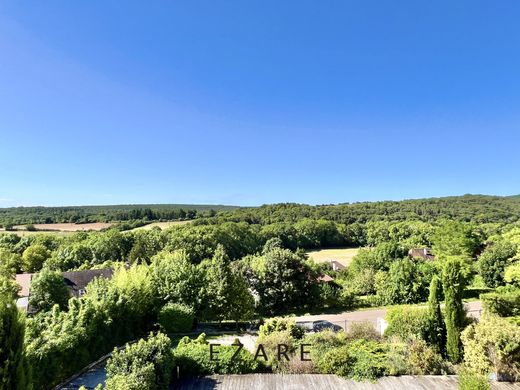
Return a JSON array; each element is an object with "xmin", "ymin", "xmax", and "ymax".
[{"xmin": 306, "ymin": 247, "xmax": 360, "ymax": 267}]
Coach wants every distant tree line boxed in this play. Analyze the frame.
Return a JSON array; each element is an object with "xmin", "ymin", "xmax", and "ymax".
[{"xmin": 0, "ymin": 204, "xmax": 234, "ymax": 226}]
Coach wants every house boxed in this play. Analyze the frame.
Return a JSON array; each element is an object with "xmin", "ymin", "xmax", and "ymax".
[
  {"xmin": 408, "ymin": 248, "xmax": 435, "ymax": 261},
  {"xmin": 317, "ymin": 274, "xmax": 335, "ymax": 283},
  {"xmin": 62, "ymin": 269, "xmax": 113, "ymax": 297},
  {"xmin": 328, "ymin": 260, "xmax": 346, "ymax": 272},
  {"xmin": 14, "ymin": 269, "xmax": 113, "ymax": 312}
]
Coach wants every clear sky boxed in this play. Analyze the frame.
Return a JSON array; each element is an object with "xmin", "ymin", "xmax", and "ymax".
[{"xmin": 0, "ymin": 1, "xmax": 519, "ymax": 207}]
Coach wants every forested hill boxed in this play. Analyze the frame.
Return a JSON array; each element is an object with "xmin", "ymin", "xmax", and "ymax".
[
  {"xmin": 1, "ymin": 195, "xmax": 520, "ymax": 226},
  {"xmin": 219, "ymin": 195, "xmax": 520, "ymax": 225},
  {"xmin": 0, "ymin": 204, "xmax": 237, "ymax": 225}
]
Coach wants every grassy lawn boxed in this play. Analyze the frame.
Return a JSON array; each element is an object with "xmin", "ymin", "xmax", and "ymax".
[{"xmin": 306, "ymin": 247, "xmax": 360, "ymax": 267}]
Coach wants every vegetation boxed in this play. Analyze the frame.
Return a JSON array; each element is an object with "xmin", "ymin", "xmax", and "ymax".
[
  {"xmin": 105, "ymin": 332, "xmax": 174, "ymax": 390},
  {"xmin": 158, "ymin": 303, "xmax": 194, "ymax": 334},
  {"xmin": 1, "ymin": 194, "xmax": 520, "ymax": 386},
  {"xmin": 0, "ymin": 204, "xmax": 235, "ymax": 226},
  {"xmin": 0, "ymin": 295, "xmax": 29, "ymax": 390},
  {"xmin": 28, "ymin": 268, "xmax": 69, "ymax": 312}
]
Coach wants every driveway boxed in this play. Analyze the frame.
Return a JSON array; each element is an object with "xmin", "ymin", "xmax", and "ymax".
[{"xmin": 293, "ymin": 301, "xmax": 483, "ymax": 331}]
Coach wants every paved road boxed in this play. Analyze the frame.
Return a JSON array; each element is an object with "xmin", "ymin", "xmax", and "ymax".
[{"xmin": 293, "ymin": 301, "xmax": 483, "ymax": 330}]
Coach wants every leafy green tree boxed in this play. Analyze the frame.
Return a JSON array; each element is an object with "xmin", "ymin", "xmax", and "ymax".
[
  {"xmin": 505, "ymin": 262, "xmax": 520, "ymax": 287},
  {"xmin": 150, "ymin": 251, "xmax": 204, "ymax": 313},
  {"xmin": 21, "ymin": 244, "xmax": 51, "ymax": 272},
  {"xmin": 201, "ymin": 245, "xmax": 255, "ymax": 322},
  {"xmin": 0, "ymin": 248, "xmax": 22, "ymax": 275},
  {"xmin": 375, "ymin": 258, "xmax": 435, "ymax": 305},
  {"xmin": 432, "ymin": 221, "xmax": 480, "ymax": 258},
  {"xmin": 128, "ymin": 230, "xmax": 164, "ymax": 264},
  {"xmin": 246, "ymin": 247, "xmax": 319, "ymax": 315},
  {"xmin": 0, "ymin": 295, "xmax": 30, "ymax": 389},
  {"xmin": 51, "ymin": 243, "xmax": 93, "ymax": 271},
  {"xmin": 478, "ymin": 241, "xmax": 517, "ymax": 288},
  {"xmin": 426, "ymin": 275, "xmax": 446, "ymax": 354},
  {"xmin": 29, "ymin": 268, "xmax": 69, "ymax": 312},
  {"xmin": 442, "ymin": 256, "xmax": 470, "ymax": 363}
]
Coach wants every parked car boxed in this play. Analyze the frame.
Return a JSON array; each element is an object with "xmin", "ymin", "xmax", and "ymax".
[{"xmin": 296, "ymin": 320, "xmax": 343, "ymax": 333}]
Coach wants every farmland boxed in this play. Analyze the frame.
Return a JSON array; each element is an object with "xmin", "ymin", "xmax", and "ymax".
[
  {"xmin": 306, "ymin": 247, "xmax": 360, "ymax": 268},
  {"xmin": 129, "ymin": 220, "xmax": 192, "ymax": 231}
]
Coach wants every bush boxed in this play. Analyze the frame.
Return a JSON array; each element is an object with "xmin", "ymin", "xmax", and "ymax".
[
  {"xmin": 461, "ymin": 315, "xmax": 520, "ymax": 380},
  {"xmin": 316, "ymin": 339, "xmax": 388, "ymax": 382},
  {"xmin": 406, "ymin": 339, "xmax": 448, "ymax": 375},
  {"xmin": 345, "ymin": 322, "xmax": 380, "ymax": 341},
  {"xmin": 481, "ymin": 286, "xmax": 520, "ymax": 317},
  {"xmin": 158, "ymin": 303, "xmax": 194, "ymax": 333},
  {"xmin": 106, "ymin": 364, "xmax": 155, "ymax": 390},
  {"xmin": 256, "ymin": 329, "xmax": 296, "ymax": 372},
  {"xmin": 458, "ymin": 369, "xmax": 490, "ymax": 390},
  {"xmin": 259, "ymin": 317, "xmax": 304, "ymax": 340},
  {"xmin": 106, "ymin": 332, "xmax": 174, "ymax": 390},
  {"xmin": 384, "ymin": 306, "xmax": 430, "ymax": 341},
  {"xmin": 173, "ymin": 333, "xmax": 262, "ymax": 377}
]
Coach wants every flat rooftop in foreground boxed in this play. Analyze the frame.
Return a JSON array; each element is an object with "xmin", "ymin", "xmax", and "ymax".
[{"xmin": 171, "ymin": 374, "xmax": 520, "ymax": 390}]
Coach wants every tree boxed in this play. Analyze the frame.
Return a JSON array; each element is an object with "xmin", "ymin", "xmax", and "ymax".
[
  {"xmin": 0, "ymin": 295, "xmax": 30, "ymax": 389},
  {"xmin": 478, "ymin": 241, "xmax": 517, "ymax": 288},
  {"xmin": 29, "ymin": 268, "xmax": 70, "ymax": 312},
  {"xmin": 442, "ymin": 256, "xmax": 470, "ymax": 363},
  {"xmin": 21, "ymin": 244, "xmax": 51, "ymax": 272},
  {"xmin": 150, "ymin": 251, "xmax": 204, "ymax": 313},
  {"xmin": 246, "ymin": 247, "xmax": 319, "ymax": 315},
  {"xmin": 432, "ymin": 221, "xmax": 480, "ymax": 258},
  {"xmin": 375, "ymin": 258, "xmax": 435, "ymax": 305},
  {"xmin": 505, "ymin": 262, "xmax": 520, "ymax": 287},
  {"xmin": 426, "ymin": 275, "xmax": 446, "ymax": 354},
  {"xmin": 201, "ymin": 245, "xmax": 254, "ymax": 322}
]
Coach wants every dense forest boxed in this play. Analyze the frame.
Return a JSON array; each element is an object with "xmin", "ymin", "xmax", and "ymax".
[
  {"xmin": 217, "ymin": 195, "xmax": 520, "ymax": 225},
  {"xmin": 1, "ymin": 194, "xmax": 520, "ymax": 227},
  {"xmin": 0, "ymin": 204, "xmax": 237, "ymax": 226}
]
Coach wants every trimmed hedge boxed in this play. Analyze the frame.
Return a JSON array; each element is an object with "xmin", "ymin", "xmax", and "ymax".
[{"xmin": 158, "ymin": 303, "xmax": 194, "ymax": 333}]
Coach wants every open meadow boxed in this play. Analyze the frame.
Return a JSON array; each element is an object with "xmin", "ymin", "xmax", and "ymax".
[{"xmin": 306, "ymin": 247, "xmax": 360, "ymax": 267}]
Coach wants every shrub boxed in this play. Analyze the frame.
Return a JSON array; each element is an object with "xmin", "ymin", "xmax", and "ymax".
[
  {"xmin": 316, "ymin": 339, "xmax": 388, "ymax": 382},
  {"xmin": 461, "ymin": 315, "xmax": 520, "ymax": 380},
  {"xmin": 505, "ymin": 262, "xmax": 520, "ymax": 287},
  {"xmin": 256, "ymin": 330, "xmax": 296, "ymax": 372},
  {"xmin": 158, "ymin": 303, "xmax": 194, "ymax": 333},
  {"xmin": 106, "ymin": 364, "xmax": 155, "ymax": 390},
  {"xmin": 306, "ymin": 330, "xmax": 348, "ymax": 367},
  {"xmin": 481, "ymin": 286, "xmax": 520, "ymax": 317},
  {"xmin": 458, "ymin": 369, "xmax": 490, "ymax": 390},
  {"xmin": 384, "ymin": 306, "xmax": 430, "ymax": 341},
  {"xmin": 106, "ymin": 332, "xmax": 174, "ymax": 390},
  {"xmin": 259, "ymin": 317, "xmax": 304, "ymax": 340},
  {"xmin": 173, "ymin": 333, "xmax": 262, "ymax": 377},
  {"xmin": 345, "ymin": 322, "xmax": 380, "ymax": 341},
  {"xmin": 406, "ymin": 339, "xmax": 447, "ymax": 375}
]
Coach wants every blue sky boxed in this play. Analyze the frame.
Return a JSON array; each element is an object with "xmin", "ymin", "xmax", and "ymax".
[{"xmin": 0, "ymin": 1, "xmax": 519, "ymax": 207}]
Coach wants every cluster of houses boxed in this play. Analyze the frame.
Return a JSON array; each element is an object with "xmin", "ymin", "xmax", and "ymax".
[{"xmin": 15, "ymin": 269, "xmax": 113, "ymax": 313}]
